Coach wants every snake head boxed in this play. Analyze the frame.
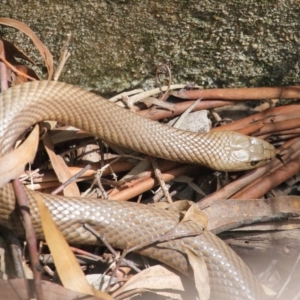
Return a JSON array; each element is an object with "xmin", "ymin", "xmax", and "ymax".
[{"xmin": 225, "ymin": 132, "xmax": 276, "ymax": 171}]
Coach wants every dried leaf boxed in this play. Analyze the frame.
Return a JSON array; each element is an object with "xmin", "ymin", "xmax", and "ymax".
[
  {"xmin": 180, "ymin": 203, "xmax": 208, "ymax": 230},
  {"xmin": 86, "ymin": 274, "xmax": 120, "ymax": 292},
  {"xmin": 183, "ymin": 246, "xmax": 210, "ymax": 300},
  {"xmin": 2, "ymin": 38, "xmax": 35, "ymax": 64},
  {"xmin": 155, "ymin": 200, "xmax": 208, "ymax": 229},
  {"xmin": 0, "ymin": 278, "xmax": 105, "ymax": 300},
  {"xmin": 34, "ymin": 193, "xmax": 112, "ymax": 300},
  {"xmin": 0, "ymin": 17, "xmax": 53, "ymax": 79},
  {"xmin": 0, "ymin": 125, "xmax": 39, "ymax": 188},
  {"xmin": 43, "ymin": 132, "xmax": 80, "ymax": 196},
  {"xmin": 113, "ymin": 265, "xmax": 184, "ymax": 299}
]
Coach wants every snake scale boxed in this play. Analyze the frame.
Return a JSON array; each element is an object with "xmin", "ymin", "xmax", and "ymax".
[{"xmin": 0, "ymin": 81, "xmax": 275, "ymax": 299}]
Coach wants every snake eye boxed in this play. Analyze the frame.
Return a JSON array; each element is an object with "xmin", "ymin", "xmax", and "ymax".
[{"xmin": 250, "ymin": 160, "xmax": 260, "ymax": 166}]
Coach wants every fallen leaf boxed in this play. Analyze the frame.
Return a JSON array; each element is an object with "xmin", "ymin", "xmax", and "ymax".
[
  {"xmin": 180, "ymin": 203, "xmax": 208, "ymax": 230},
  {"xmin": 0, "ymin": 125, "xmax": 39, "ymax": 188},
  {"xmin": 113, "ymin": 265, "xmax": 185, "ymax": 299},
  {"xmin": 0, "ymin": 278, "xmax": 105, "ymax": 300},
  {"xmin": 0, "ymin": 17, "xmax": 53, "ymax": 79},
  {"xmin": 183, "ymin": 246, "xmax": 210, "ymax": 300},
  {"xmin": 43, "ymin": 132, "xmax": 80, "ymax": 196}
]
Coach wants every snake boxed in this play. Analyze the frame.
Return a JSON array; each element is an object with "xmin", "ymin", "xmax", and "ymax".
[{"xmin": 0, "ymin": 81, "xmax": 275, "ymax": 299}]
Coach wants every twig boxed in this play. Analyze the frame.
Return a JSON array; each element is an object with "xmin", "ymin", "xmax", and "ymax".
[
  {"xmin": 83, "ymin": 224, "xmax": 141, "ymax": 273},
  {"xmin": 155, "ymin": 64, "xmax": 172, "ymax": 102},
  {"xmin": 121, "ymin": 225, "xmax": 200, "ymax": 258},
  {"xmin": 95, "ymin": 171, "xmax": 109, "ymax": 199},
  {"xmin": 171, "ymin": 85, "xmax": 300, "ymax": 100},
  {"xmin": 149, "ymin": 157, "xmax": 172, "ymax": 203},
  {"xmin": 109, "ymin": 88, "xmax": 144, "ymax": 103},
  {"xmin": 51, "ymin": 164, "xmax": 91, "ymax": 195},
  {"xmin": 127, "ymin": 84, "xmax": 187, "ymax": 106},
  {"xmin": 0, "ymin": 39, "xmax": 9, "ymax": 91},
  {"xmin": 111, "ymin": 164, "xmax": 198, "ymax": 201},
  {"xmin": 137, "ymin": 99, "xmax": 233, "ymax": 121},
  {"xmin": 170, "ymin": 97, "xmax": 202, "ymax": 129},
  {"xmin": 54, "ymin": 33, "xmax": 71, "ymax": 81}
]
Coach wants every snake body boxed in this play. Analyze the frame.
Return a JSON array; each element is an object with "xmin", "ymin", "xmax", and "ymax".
[{"xmin": 0, "ymin": 81, "xmax": 275, "ymax": 299}]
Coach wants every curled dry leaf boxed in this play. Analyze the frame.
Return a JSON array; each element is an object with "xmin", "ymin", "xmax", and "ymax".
[
  {"xmin": 178, "ymin": 201, "xmax": 208, "ymax": 230},
  {"xmin": 0, "ymin": 38, "xmax": 40, "ymax": 84},
  {"xmin": 0, "ymin": 125, "xmax": 39, "ymax": 188},
  {"xmin": 154, "ymin": 200, "xmax": 208, "ymax": 229},
  {"xmin": 113, "ymin": 265, "xmax": 185, "ymax": 300},
  {"xmin": 0, "ymin": 17, "xmax": 54, "ymax": 79},
  {"xmin": 183, "ymin": 246, "xmax": 210, "ymax": 300},
  {"xmin": 43, "ymin": 132, "xmax": 80, "ymax": 197},
  {"xmin": 0, "ymin": 278, "xmax": 105, "ymax": 300}
]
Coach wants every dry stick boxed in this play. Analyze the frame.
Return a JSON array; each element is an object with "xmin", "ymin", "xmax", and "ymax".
[
  {"xmin": 109, "ymin": 88, "xmax": 144, "ymax": 103},
  {"xmin": 111, "ymin": 164, "xmax": 198, "ymax": 201},
  {"xmin": 257, "ymin": 130, "xmax": 300, "ymax": 142},
  {"xmin": 149, "ymin": 157, "xmax": 173, "ymax": 203},
  {"xmin": 26, "ymin": 161, "xmax": 134, "ymax": 185},
  {"xmin": 51, "ymin": 164, "xmax": 91, "ymax": 195},
  {"xmin": 53, "ymin": 33, "xmax": 71, "ymax": 81},
  {"xmin": 108, "ymin": 160, "xmax": 179, "ymax": 197},
  {"xmin": 251, "ymin": 117, "xmax": 300, "ymax": 136},
  {"xmin": 83, "ymin": 224, "xmax": 141, "ymax": 274},
  {"xmin": 138, "ymin": 99, "xmax": 234, "ymax": 121},
  {"xmin": 0, "ymin": 40, "xmax": 9, "ymax": 91},
  {"xmin": 231, "ymin": 138, "xmax": 300, "ymax": 199},
  {"xmin": 233, "ymin": 157, "xmax": 300, "ymax": 199},
  {"xmin": 155, "ymin": 64, "xmax": 173, "ymax": 102},
  {"xmin": 172, "ymin": 85, "xmax": 300, "ymax": 100},
  {"xmin": 83, "ymin": 224, "xmax": 129, "ymax": 294},
  {"xmin": 171, "ymin": 98, "xmax": 202, "ymax": 129},
  {"xmin": 238, "ymin": 117, "xmax": 300, "ymax": 137},
  {"xmin": 198, "ymin": 138, "xmax": 300, "ymax": 208},
  {"xmin": 211, "ymin": 104, "xmax": 300, "ymax": 132},
  {"xmin": 96, "ymin": 174, "xmax": 109, "ymax": 199},
  {"xmin": 12, "ymin": 179, "xmax": 44, "ymax": 300},
  {"xmin": 128, "ymin": 84, "xmax": 186, "ymax": 104}
]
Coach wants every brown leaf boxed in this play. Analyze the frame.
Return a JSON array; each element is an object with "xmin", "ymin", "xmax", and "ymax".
[
  {"xmin": 43, "ymin": 132, "xmax": 80, "ymax": 197},
  {"xmin": 0, "ymin": 278, "xmax": 106, "ymax": 300},
  {"xmin": 2, "ymin": 38, "xmax": 35, "ymax": 64},
  {"xmin": 183, "ymin": 246, "xmax": 210, "ymax": 300},
  {"xmin": 0, "ymin": 125, "xmax": 39, "ymax": 188},
  {"xmin": 0, "ymin": 17, "xmax": 53, "ymax": 79},
  {"xmin": 113, "ymin": 265, "xmax": 185, "ymax": 299},
  {"xmin": 180, "ymin": 202, "xmax": 208, "ymax": 230}
]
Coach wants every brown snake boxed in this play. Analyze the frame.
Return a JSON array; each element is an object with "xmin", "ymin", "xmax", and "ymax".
[{"xmin": 0, "ymin": 81, "xmax": 275, "ymax": 299}]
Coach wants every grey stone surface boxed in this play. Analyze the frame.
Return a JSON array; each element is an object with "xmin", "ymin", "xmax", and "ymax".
[{"xmin": 1, "ymin": 0, "xmax": 300, "ymax": 93}]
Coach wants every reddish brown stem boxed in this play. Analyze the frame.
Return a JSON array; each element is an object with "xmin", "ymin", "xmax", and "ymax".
[
  {"xmin": 12, "ymin": 179, "xmax": 44, "ymax": 300},
  {"xmin": 172, "ymin": 86, "xmax": 300, "ymax": 100},
  {"xmin": 111, "ymin": 164, "xmax": 198, "ymax": 201}
]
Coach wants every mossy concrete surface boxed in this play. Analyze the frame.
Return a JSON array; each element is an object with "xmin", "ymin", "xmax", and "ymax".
[{"xmin": 1, "ymin": 0, "xmax": 300, "ymax": 93}]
